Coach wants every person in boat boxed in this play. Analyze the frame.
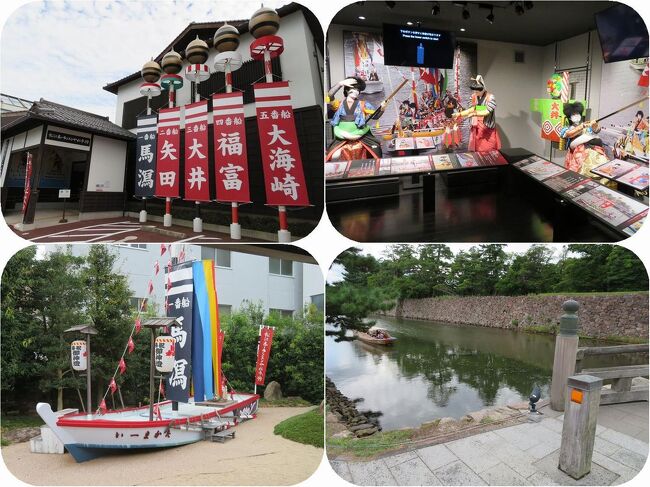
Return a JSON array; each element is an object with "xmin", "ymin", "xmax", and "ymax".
[
  {"xmin": 326, "ymin": 76, "xmax": 386, "ymax": 160},
  {"xmin": 559, "ymin": 101, "xmax": 610, "ymax": 183},
  {"xmin": 453, "ymin": 75, "xmax": 501, "ymax": 152}
]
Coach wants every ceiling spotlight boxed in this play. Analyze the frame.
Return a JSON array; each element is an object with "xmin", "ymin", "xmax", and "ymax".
[
  {"xmin": 462, "ymin": 7, "xmax": 470, "ymax": 20},
  {"xmin": 432, "ymin": 2, "xmax": 441, "ymax": 16},
  {"xmin": 460, "ymin": 27, "xmax": 466, "ymax": 32},
  {"xmin": 524, "ymin": 1, "xmax": 534, "ymax": 10},
  {"xmin": 407, "ymin": 21, "xmax": 414, "ymax": 25},
  {"xmin": 515, "ymin": 3, "xmax": 525, "ymax": 15},
  {"xmin": 486, "ymin": 8, "xmax": 494, "ymax": 24},
  {"xmin": 358, "ymin": 16, "xmax": 366, "ymax": 20},
  {"xmin": 385, "ymin": 1, "xmax": 396, "ymax": 8}
]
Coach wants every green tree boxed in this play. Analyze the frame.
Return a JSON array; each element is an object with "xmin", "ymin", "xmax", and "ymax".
[
  {"xmin": 604, "ymin": 246, "xmax": 649, "ymax": 291},
  {"xmin": 450, "ymin": 245, "xmax": 507, "ymax": 295},
  {"xmin": 496, "ymin": 245, "xmax": 558, "ymax": 295}
]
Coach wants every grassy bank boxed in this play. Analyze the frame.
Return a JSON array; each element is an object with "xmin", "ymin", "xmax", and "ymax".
[
  {"xmin": 260, "ymin": 397, "xmax": 312, "ymax": 407},
  {"xmin": 274, "ymin": 408, "xmax": 323, "ymax": 448},
  {"xmin": 1, "ymin": 415, "xmax": 43, "ymax": 446},
  {"xmin": 327, "ymin": 429, "xmax": 414, "ymax": 459}
]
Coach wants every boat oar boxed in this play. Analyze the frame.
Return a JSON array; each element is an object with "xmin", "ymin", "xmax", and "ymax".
[
  {"xmin": 594, "ymin": 97, "xmax": 647, "ymax": 124},
  {"xmin": 365, "ymin": 78, "xmax": 410, "ymax": 124}
]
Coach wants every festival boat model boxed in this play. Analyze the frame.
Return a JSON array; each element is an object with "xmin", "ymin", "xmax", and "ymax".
[{"xmin": 36, "ymin": 257, "xmax": 274, "ymax": 463}]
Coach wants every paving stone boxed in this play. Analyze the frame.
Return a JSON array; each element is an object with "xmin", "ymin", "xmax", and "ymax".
[
  {"xmin": 494, "ymin": 423, "xmax": 539, "ymax": 450},
  {"xmin": 433, "ymin": 460, "xmax": 487, "ymax": 485},
  {"xmin": 330, "ymin": 460, "xmax": 354, "ymax": 483},
  {"xmin": 533, "ymin": 450, "xmax": 619, "ymax": 485},
  {"xmin": 599, "ymin": 429, "xmax": 649, "ymax": 456},
  {"xmin": 417, "ymin": 444, "xmax": 459, "ymax": 471},
  {"xmin": 591, "ymin": 450, "xmax": 638, "ymax": 479},
  {"xmin": 525, "ymin": 441, "xmax": 559, "ymax": 460},
  {"xmin": 609, "ymin": 448, "xmax": 648, "ymax": 471},
  {"xmin": 348, "ymin": 459, "xmax": 397, "ymax": 486},
  {"xmin": 593, "ymin": 437, "xmax": 623, "ymax": 457},
  {"xmin": 539, "ymin": 417, "xmax": 564, "ymax": 434},
  {"xmin": 526, "ymin": 471, "xmax": 561, "ymax": 485},
  {"xmin": 478, "ymin": 462, "xmax": 530, "ymax": 485},
  {"xmin": 389, "ymin": 457, "xmax": 442, "ymax": 486},
  {"xmin": 445, "ymin": 434, "xmax": 502, "ymax": 473},
  {"xmin": 491, "ymin": 442, "xmax": 539, "ymax": 478},
  {"xmin": 523, "ymin": 424, "xmax": 562, "ymax": 450},
  {"xmin": 382, "ymin": 450, "xmax": 418, "ymax": 469}
]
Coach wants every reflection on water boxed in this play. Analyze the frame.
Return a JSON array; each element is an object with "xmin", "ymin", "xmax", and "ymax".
[{"xmin": 326, "ymin": 316, "xmax": 635, "ymax": 431}]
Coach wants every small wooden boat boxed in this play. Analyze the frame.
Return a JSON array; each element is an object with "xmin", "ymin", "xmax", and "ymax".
[{"xmin": 355, "ymin": 329, "xmax": 397, "ymax": 345}]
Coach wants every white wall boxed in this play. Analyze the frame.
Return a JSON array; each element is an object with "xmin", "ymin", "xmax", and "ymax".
[
  {"xmin": 114, "ymin": 10, "xmax": 321, "ymax": 127},
  {"xmin": 86, "ymin": 135, "xmax": 127, "ymax": 192}
]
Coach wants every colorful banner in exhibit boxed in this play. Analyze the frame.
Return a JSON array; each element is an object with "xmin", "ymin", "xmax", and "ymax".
[
  {"xmin": 254, "ymin": 326, "xmax": 274, "ymax": 386},
  {"xmin": 254, "ymin": 82, "xmax": 310, "ymax": 206},
  {"xmin": 165, "ymin": 262, "xmax": 193, "ymax": 403},
  {"xmin": 183, "ymin": 101, "xmax": 210, "ymax": 202},
  {"xmin": 212, "ymin": 92, "xmax": 251, "ymax": 203},
  {"xmin": 134, "ymin": 114, "xmax": 157, "ymax": 198},
  {"xmin": 155, "ymin": 106, "xmax": 181, "ymax": 198},
  {"xmin": 191, "ymin": 260, "xmax": 221, "ymax": 402}
]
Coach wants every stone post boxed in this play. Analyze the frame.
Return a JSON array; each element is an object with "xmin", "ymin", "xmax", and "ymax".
[
  {"xmin": 559, "ymin": 374, "xmax": 603, "ymax": 479},
  {"xmin": 550, "ymin": 300, "xmax": 580, "ymax": 411}
]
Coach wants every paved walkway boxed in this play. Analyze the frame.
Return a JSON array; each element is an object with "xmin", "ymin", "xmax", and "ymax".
[{"xmin": 331, "ymin": 403, "xmax": 649, "ymax": 485}]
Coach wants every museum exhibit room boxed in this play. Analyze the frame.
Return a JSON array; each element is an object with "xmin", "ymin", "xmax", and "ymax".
[{"xmin": 325, "ymin": 1, "xmax": 649, "ymax": 242}]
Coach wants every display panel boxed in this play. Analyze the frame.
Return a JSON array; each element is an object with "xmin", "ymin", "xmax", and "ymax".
[
  {"xmin": 595, "ymin": 3, "xmax": 648, "ymax": 63},
  {"xmin": 382, "ymin": 23, "xmax": 456, "ymax": 68}
]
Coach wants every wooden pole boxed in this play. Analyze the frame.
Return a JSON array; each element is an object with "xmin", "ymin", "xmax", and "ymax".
[
  {"xmin": 86, "ymin": 333, "xmax": 92, "ymax": 415},
  {"xmin": 550, "ymin": 300, "xmax": 580, "ymax": 411},
  {"xmin": 149, "ymin": 327, "xmax": 156, "ymax": 421}
]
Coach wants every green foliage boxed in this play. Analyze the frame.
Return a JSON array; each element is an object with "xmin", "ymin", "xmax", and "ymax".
[
  {"xmin": 221, "ymin": 302, "xmax": 323, "ymax": 404},
  {"xmin": 327, "ymin": 429, "xmax": 414, "ymax": 458},
  {"xmin": 496, "ymin": 245, "xmax": 558, "ymax": 295},
  {"xmin": 273, "ymin": 408, "xmax": 323, "ymax": 448},
  {"xmin": 450, "ymin": 245, "xmax": 508, "ymax": 296}
]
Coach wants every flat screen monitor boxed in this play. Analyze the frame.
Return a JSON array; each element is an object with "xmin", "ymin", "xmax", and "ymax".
[
  {"xmin": 595, "ymin": 3, "xmax": 648, "ymax": 63},
  {"xmin": 382, "ymin": 23, "xmax": 456, "ymax": 68}
]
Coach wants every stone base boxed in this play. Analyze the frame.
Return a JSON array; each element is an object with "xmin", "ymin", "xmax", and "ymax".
[
  {"xmin": 230, "ymin": 223, "xmax": 241, "ymax": 240},
  {"xmin": 277, "ymin": 229, "xmax": 291, "ymax": 242},
  {"xmin": 163, "ymin": 213, "xmax": 172, "ymax": 227},
  {"xmin": 139, "ymin": 210, "xmax": 147, "ymax": 223},
  {"xmin": 193, "ymin": 217, "xmax": 203, "ymax": 233}
]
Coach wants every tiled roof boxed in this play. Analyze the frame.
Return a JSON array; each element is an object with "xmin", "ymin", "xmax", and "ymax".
[{"xmin": 1, "ymin": 98, "xmax": 135, "ymax": 140}]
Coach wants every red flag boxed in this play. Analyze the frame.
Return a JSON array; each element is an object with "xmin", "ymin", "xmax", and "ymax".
[
  {"xmin": 639, "ymin": 63, "xmax": 649, "ymax": 87},
  {"xmin": 213, "ymin": 92, "xmax": 251, "ymax": 203},
  {"xmin": 167, "ymin": 260, "xmax": 172, "ymax": 274},
  {"xmin": 166, "ymin": 275, "xmax": 172, "ymax": 290},
  {"xmin": 160, "ymin": 244, "xmax": 168, "ymax": 256},
  {"xmin": 118, "ymin": 358, "xmax": 127, "ymax": 375},
  {"xmin": 183, "ymin": 101, "xmax": 211, "ymax": 201},
  {"xmin": 254, "ymin": 82, "xmax": 310, "ymax": 206},
  {"xmin": 254, "ymin": 326, "xmax": 274, "ymax": 386},
  {"xmin": 109, "ymin": 377, "xmax": 117, "ymax": 394},
  {"xmin": 178, "ymin": 247, "xmax": 186, "ymax": 263},
  {"xmin": 127, "ymin": 336, "xmax": 135, "ymax": 354},
  {"xmin": 159, "ymin": 381, "xmax": 165, "ymax": 397},
  {"xmin": 164, "ymin": 296, "xmax": 169, "ymax": 311},
  {"xmin": 154, "ymin": 107, "xmax": 181, "ymax": 198},
  {"xmin": 154, "ymin": 260, "xmax": 160, "ymax": 276},
  {"xmin": 99, "ymin": 399, "xmax": 107, "ymax": 413},
  {"xmin": 419, "ymin": 67, "xmax": 437, "ymax": 85},
  {"xmin": 152, "ymin": 404, "xmax": 162, "ymax": 421},
  {"xmin": 147, "ymin": 280, "xmax": 154, "ymax": 295},
  {"xmin": 135, "ymin": 318, "xmax": 142, "ymax": 335}
]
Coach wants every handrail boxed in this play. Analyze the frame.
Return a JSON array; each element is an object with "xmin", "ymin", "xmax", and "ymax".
[{"xmin": 575, "ymin": 344, "xmax": 648, "ymax": 372}]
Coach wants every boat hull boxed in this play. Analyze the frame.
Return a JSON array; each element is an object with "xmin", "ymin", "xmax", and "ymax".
[
  {"xmin": 36, "ymin": 393, "xmax": 259, "ymax": 462},
  {"xmin": 355, "ymin": 331, "xmax": 397, "ymax": 345}
]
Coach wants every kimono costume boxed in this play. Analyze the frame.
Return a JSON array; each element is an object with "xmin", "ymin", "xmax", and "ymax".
[
  {"xmin": 468, "ymin": 92, "xmax": 501, "ymax": 152},
  {"xmin": 559, "ymin": 124, "xmax": 609, "ymax": 177},
  {"xmin": 327, "ymin": 98, "xmax": 383, "ymax": 161}
]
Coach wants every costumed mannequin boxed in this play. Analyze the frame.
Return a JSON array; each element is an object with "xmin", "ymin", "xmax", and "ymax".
[
  {"xmin": 326, "ymin": 77, "xmax": 386, "ymax": 161},
  {"xmin": 453, "ymin": 75, "xmax": 501, "ymax": 152},
  {"xmin": 560, "ymin": 101, "xmax": 609, "ymax": 178}
]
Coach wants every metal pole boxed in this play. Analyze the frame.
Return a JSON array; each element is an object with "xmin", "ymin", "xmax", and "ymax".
[
  {"xmin": 86, "ymin": 333, "xmax": 92, "ymax": 416},
  {"xmin": 149, "ymin": 327, "xmax": 156, "ymax": 421}
]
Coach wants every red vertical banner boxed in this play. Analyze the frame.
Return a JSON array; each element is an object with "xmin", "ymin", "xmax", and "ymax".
[
  {"xmin": 155, "ymin": 106, "xmax": 181, "ymax": 198},
  {"xmin": 254, "ymin": 326, "xmax": 274, "ymax": 386},
  {"xmin": 183, "ymin": 101, "xmax": 210, "ymax": 201},
  {"xmin": 253, "ymin": 82, "xmax": 310, "ymax": 206},
  {"xmin": 213, "ymin": 93, "xmax": 251, "ymax": 203},
  {"xmin": 22, "ymin": 152, "xmax": 32, "ymax": 214}
]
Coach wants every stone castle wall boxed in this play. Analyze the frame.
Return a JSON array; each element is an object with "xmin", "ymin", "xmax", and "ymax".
[{"xmin": 381, "ymin": 294, "xmax": 648, "ymax": 338}]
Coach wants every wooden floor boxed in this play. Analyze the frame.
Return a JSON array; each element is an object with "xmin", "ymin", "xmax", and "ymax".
[{"xmin": 327, "ymin": 173, "xmax": 614, "ymax": 242}]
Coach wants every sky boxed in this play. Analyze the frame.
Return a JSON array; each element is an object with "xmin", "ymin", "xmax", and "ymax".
[
  {"xmin": 326, "ymin": 243, "xmax": 572, "ymax": 284},
  {"xmin": 0, "ymin": 0, "xmax": 290, "ymax": 121}
]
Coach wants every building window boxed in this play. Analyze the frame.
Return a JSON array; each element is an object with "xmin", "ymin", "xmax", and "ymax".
[
  {"xmin": 218, "ymin": 304, "xmax": 232, "ymax": 316},
  {"xmin": 310, "ymin": 293, "xmax": 324, "ymax": 313},
  {"xmin": 269, "ymin": 257, "xmax": 293, "ymax": 276},
  {"xmin": 269, "ymin": 308, "xmax": 294, "ymax": 318},
  {"xmin": 216, "ymin": 249, "xmax": 231, "ymax": 268}
]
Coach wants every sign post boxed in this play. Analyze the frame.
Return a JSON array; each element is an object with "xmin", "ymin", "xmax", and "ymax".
[{"xmin": 58, "ymin": 188, "xmax": 70, "ymax": 223}]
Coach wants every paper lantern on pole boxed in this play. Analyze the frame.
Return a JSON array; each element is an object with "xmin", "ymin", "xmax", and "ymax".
[
  {"xmin": 71, "ymin": 340, "xmax": 87, "ymax": 371},
  {"xmin": 213, "ymin": 23, "xmax": 240, "ymax": 53},
  {"xmin": 185, "ymin": 36, "xmax": 209, "ymax": 64},
  {"xmin": 161, "ymin": 49, "xmax": 183, "ymax": 74},
  {"xmin": 154, "ymin": 336, "xmax": 175, "ymax": 373},
  {"xmin": 141, "ymin": 59, "xmax": 162, "ymax": 83}
]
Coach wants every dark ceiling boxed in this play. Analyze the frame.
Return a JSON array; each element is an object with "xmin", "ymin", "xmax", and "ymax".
[{"xmin": 330, "ymin": 1, "xmax": 614, "ymax": 46}]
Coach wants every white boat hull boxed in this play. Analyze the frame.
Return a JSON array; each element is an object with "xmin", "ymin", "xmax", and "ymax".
[{"xmin": 37, "ymin": 393, "xmax": 259, "ymax": 462}]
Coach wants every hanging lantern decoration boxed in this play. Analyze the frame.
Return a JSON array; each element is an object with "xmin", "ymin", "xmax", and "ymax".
[
  {"xmin": 214, "ymin": 23, "xmax": 240, "ymax": 52},
  {"xmin": 140, "ymin": 59, "xmax": 162, "ymax": 97},
  {"xmin": 155, "ymin": 336, "xmax": 175, "ymax": 373},
  {"xmin": 160, "ymin": 49, "xmax": 184, "ymax": 92},
  {"xmin": 248, "ymin": 6, "xmax": 281, "ymax": 38},
  {"xmin": 185, "ymin": 36, "xmax": 209, "ymax": 64},
  {"xmin": 70, "ymin": 340, "xmax": 87, "ymax": 371}
]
